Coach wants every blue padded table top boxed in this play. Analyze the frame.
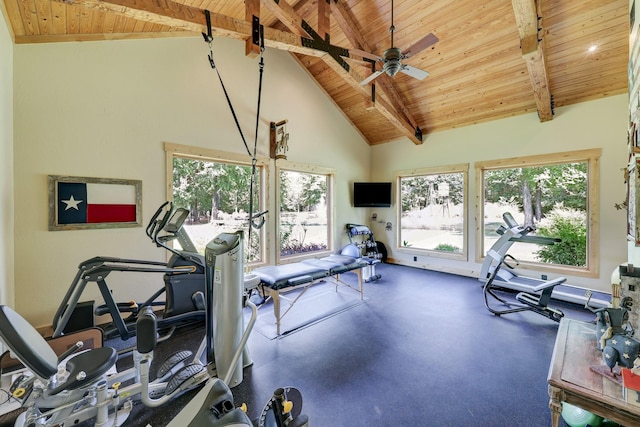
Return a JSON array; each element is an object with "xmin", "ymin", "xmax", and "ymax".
[
  {"xmin": 252, "ymin": 255, "xmax": 366, "ymax": 290},
  {"xmin": 304, "ymin": 255, "xmax": 367, "ymax": 274},
  {"xmin": 324, "ymin": 254, "xmax": 368, "ymax": 270},
  {"xmin": 302, "ymin": 258, "xmax": 347, "ymax": 273},
  {"xmin": 253, "ymin": 262, "xmax": 329, "ymax": 289}
]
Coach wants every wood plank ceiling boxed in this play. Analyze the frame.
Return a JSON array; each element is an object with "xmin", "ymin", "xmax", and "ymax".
[{"xmin": 1, "ymin": 0, "xmax": 629, "ymax": 145}]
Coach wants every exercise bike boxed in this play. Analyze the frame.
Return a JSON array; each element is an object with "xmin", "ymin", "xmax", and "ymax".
[{"xmin": 51, "ymin": 202, "xmax": 206, "ymax": 341}]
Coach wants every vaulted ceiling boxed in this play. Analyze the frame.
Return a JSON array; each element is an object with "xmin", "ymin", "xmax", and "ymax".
[{"xmin": 1, "ymin": 0, "xmax": 630, "ymax": 145}]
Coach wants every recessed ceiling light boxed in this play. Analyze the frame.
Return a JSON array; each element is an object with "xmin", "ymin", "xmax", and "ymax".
[{"xmin": 588, "ymin": 44, "xmax": 598, "ymax": 53}]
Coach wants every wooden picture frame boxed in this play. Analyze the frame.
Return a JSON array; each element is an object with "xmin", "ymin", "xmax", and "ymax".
[
  {"xmin": 628, "ymin": 160, "xmax": 640, "ymax": 244},
  {"xmin": 48, "ymin": 175, "xmax": 142, "ymax": 231}
]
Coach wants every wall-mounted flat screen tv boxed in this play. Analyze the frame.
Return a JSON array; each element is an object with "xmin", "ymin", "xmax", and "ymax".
[{"xmin": 353, "ymin": 182, "xmax": 392, "ymax": 207}]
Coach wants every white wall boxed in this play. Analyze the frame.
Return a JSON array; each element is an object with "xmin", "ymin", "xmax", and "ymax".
[
  {"xmin": 13, "ymin": 37, "xmax": 370, "ymax": 326},
  {"xmin": 11, "ymin": 32, "xmax": 631, "ymax": 324},
  {"xmin": 0, "ymin": 8, "xmax": 14, "ymax": 308},
  {"xmin": 371, "ymin": 94, "xmax": 629, "ymax": 293}
]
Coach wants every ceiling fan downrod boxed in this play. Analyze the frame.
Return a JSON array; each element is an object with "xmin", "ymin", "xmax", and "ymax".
[{"xmin": 390, "ymin": 0, "xmax": 395, "ymax": 48}]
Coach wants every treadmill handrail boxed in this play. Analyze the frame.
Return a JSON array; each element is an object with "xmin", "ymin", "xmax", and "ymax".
[
  {"xmin": 79, "ymin": 256, "xmax": 169, "ymax": 270},
  {"xmin": 82, "ymin": 263, "xmax": 196, "ymax": 280},
  {"xmin": 510, "ymin": 235, "xmax": 561, "ymax": 245},
  {"xmin": 146, "ymin": 201, "xmax": 172, "ymax": 242},
  {"xmin": 503, "ymin": 212, "xmax": 518, "ymax": 228}
]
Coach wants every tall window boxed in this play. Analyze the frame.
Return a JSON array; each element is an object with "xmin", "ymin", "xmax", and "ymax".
[
  {"xmin": 277, "ymin": 163, "xmax": 333, "ymax": 261},
  {"xmin": 165, "ymin": 143, "xmax": 267, "ymax": 265},
  {"xmin": 396, "ymin": 164, "xmax": 468, "ymax": 260},
  {"xmin": 476, "ymin": 149, "xmax": 600, "ymax": 276}
]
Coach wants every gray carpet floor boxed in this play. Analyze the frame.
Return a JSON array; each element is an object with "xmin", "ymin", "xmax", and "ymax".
[
  {"xmin": 0, "ymin": 263, "xmax": 608, "ymax": 426},
  {"xmin": 119, "ymin": 263, "xmax": 601, "ymax": 426}
]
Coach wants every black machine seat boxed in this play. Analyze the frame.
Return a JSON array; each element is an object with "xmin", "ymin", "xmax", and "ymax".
[
  {"xmin": 49, "ymin": 347, "xmax": 117, "ymax": 394},
  {"xmin": 0, "ymin": 305, "xmax": 59, "ymax": 379},
  {"xmin": 0, "ymin": 305, "xmax": 117, "ymax": 395}
]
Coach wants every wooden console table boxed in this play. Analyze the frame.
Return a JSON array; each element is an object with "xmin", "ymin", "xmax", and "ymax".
[{"xmin": 548, "ymin": 318, "xmax": 640, "ymax": 427}]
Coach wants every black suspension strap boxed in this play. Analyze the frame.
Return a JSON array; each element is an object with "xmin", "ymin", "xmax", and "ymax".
[
  {"xmin": 202, "ymin": 12, "xmax": 268, "ymax": 261},
  {"xmin": 202, "ymin": 13, "xmax": 252, "ymax": 158},
  {"xmin": 248, "ymin": 24, "xmax": 267, "ymax": 248}
]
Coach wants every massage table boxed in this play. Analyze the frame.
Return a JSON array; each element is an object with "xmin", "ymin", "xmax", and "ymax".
[{"xmin": 251, "ymin": 254, "xmax": 368, "ymax": 335}]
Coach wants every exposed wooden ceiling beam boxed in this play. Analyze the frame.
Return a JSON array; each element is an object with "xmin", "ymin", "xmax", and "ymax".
[
  {"xmin": 57, "ymin": 0, "xmax": 322, "ymax": 56},
  {"xmin": 511, "ymin": 0, "xmax": 553, "ymax": 122},
  {"xmin": 260, "ymin": 0, "xmax": 422, "ymax": 143},
  {"xmin": 318, "ymin": 0, "xmax": 330, "ymax": 41},
  {"xmin": 57, "ymin": 0, "xmax": 421, "ymax": 144},
  {"xmin": 245, "ymin": 0, "xmax": 261, "ymax": 57},
  {"xmin": 260, "ymin": 0, "xmax": 311, "ymax": 38},
  {"xmin": 330, "ymin": 0, "xmax": 424, "ymax": 143}
]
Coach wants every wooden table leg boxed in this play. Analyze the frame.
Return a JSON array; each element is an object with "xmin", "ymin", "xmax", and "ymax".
[
  {"xmin": 548, "ymin": 385, "xmax": 563, "ymax": 427},
  {"xmin": 270, "ymin": 289, "xmax": 281, "ymax": 336}
]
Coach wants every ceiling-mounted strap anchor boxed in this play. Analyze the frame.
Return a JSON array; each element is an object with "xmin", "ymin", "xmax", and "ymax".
[
  {"xmin": 201, "ymin": 10, "xmax": 215, "ymax": 69},
  {"xmin": 415, "ymin": 126, "xmax": 423, "ymax": 142},
  {"xmin": 202, "ymin": 10, "xmax": 213, "ymax": 43}
]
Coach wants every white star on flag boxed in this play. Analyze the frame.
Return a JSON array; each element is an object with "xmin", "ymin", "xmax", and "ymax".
[{"xmin": 62, "ymin": 195, "xmax": 83, "ymax": 211}]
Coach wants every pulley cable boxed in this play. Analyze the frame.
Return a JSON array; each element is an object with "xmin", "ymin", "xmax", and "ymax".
[{"xmin": 202, "ymin": 11, "xmax": 267, "ymax": 264}]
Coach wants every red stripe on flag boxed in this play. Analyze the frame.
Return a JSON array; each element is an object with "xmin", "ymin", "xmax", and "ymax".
[{"xmin": 87, "ymin": 204, "xmax": 137, "ymax": 223}]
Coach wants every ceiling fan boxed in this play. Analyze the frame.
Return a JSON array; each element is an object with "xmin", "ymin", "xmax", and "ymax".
[{"xmin": 350, "ymin": 0, "xmax": 439, "ymax": 86}]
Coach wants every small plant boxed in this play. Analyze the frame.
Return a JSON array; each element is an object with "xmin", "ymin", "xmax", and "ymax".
[
  {"xmin": 403, "ymin": 240, "xmax": 413, "ymax": 247},
  {"xmin": 279, "ymin": 222, "xmax": 327, "ymax": 256},
  {"xmin": 434, "ymin": 243, "xmax": 461, "ymax": 253},
  {"xmin": 279, "ymin": 242, "xmax": 327, "ymax": 256}
]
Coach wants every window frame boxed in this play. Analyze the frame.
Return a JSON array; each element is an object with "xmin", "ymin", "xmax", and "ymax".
[
  {"xmin": 394, "ymin": 163, "xmax": 469, "ymax": 261},
  {"xmin": 164, "ymin": 142, "xmax": 270, "ymax": 267},
  {"xmin": 275, "ymin": 160, "xmax": 335, "ymax": 264},
  {"xmin": 475, "ymin": 148, "xmax": 600, "ymax": 278}
]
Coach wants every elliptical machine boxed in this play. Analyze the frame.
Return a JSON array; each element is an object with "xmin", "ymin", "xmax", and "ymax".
[
  {"xmin": 166, "ymin": 231, "xmax": 309, "ymax": 427},
  {"xmin": 0, "ymin": 230, "xmax": 267, "ymax": 427},
  {"xmin": 51, "ymin": 202, "xmax": 206, "ymax": 341}
]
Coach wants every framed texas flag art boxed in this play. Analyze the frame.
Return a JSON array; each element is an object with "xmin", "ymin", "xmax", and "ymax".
[{"xmin": 48, "ymin": 175, "xmax": 142, "ymax": 231}]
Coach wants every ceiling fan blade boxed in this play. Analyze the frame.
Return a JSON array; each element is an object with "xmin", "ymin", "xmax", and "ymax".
[
  {"xmin": 349, "ymin": 48, "xmax": 382, "ymax": 62},
  {"xmin": 402, "ymin": 33, "xmax": 439, "ymax": 58},
  {"xmin": 360, "ymin": 70, "xmax": 384, "ymax": 86},
  {"xmin": 400, "ymin": 65, "xmax": 430, "ymax": 80}
]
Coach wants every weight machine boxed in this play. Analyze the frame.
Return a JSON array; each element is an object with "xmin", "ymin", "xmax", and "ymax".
[{"xmin": 346, "ymin": 223, "xmax": 382, "ymax": 282}]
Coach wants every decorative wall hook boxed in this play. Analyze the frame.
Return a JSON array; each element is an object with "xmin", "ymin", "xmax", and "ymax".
[{"xmin": 270, "ymin": 120, "xmax": 289, "ymax": 160}]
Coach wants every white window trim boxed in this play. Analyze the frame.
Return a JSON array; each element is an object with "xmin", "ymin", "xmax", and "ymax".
[
  {"xmin": 164, "ymin": 142, "xmax": 270, "ymax": 266},
  {"xmin": 394, "ymin": 163, "xmax": 469, "ymax": 261},
  {"xmin": 275, "ymin": 160, "xmax": 335, "ymax": 265},
  {"xmin": 475, "ymin": 148, "xmax": 600, "ymax": 278}
]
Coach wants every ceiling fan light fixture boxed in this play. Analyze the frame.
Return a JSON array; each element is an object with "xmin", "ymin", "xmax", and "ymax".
[
  {"xmin": 383, "ymin": 47, "xmax": 403, "ymax": 76},
  {"xmin": 355, "ymin": 1, "xmax": 438, "ymax": 85},
  {"xmin": 384, "ymin": 61, "xmax": 402, "ymax": 76}
]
